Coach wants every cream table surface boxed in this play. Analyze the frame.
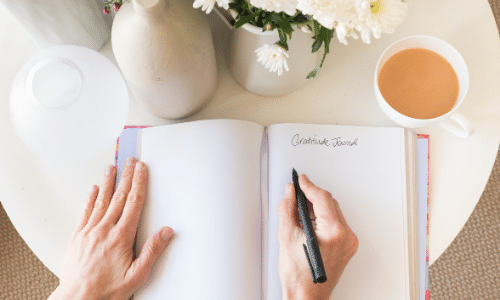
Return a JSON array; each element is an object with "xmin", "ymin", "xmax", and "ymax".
[{"xmin": 1, "ymin": 0, "xmax": 500, "ymax": 277}]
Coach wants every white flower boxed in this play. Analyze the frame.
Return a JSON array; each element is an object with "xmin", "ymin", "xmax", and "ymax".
[
  {"xmin": 255, "ymin": 44, "xmax": 290, "ymax": 76},
  {"xmin": 296, "ymin": 0, "xmax": 357, "ymax": 29},
  {"xmin": 249, "ymin": 0, "xmax": 298, "ymax": 16},
  {"xmin": 193, "ymin": 0, "xmax": 229, "ymax": 14},
  {"xmin": 354, "ymin": 0, "xmax": 408, "ymax": 43},
  {"xmin": 334, "ymin": 22, "xmax": 359, "ymax": 45}
]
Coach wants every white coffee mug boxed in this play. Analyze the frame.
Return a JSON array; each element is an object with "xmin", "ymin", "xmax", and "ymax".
[{"xmin": 374, "ymin": 35, "xmax": 474, "ymax": 138}]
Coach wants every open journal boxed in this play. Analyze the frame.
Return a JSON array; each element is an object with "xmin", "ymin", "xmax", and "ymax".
[{"xmin": 115, "ymin": 119, "xmax": 430, "ymax": 300}]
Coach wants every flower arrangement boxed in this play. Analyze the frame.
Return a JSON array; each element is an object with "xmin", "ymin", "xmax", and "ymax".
[
  {"xmin": 194, "ymin": 0, "xmax": 409, "ymax": 78},
  {"xmin": 103, "ymin": 0, "xmax": 408, "ymax": 78}
]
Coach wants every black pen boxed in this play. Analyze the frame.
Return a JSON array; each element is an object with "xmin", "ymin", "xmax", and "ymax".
[{"xmin": 292, "ymin": 169, "xmax": 327, "ymax": 284}]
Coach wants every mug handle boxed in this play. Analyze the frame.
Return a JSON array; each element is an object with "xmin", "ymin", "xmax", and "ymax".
[{"xmin": 439, "ymin": 112, "xmax": 475, "ymax": 138}]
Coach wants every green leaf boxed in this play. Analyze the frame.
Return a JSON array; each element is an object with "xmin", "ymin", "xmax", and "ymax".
[
  {"xmin": 278, "ymin": 29, "xmax": 287, "ymax": 44},
  {"xmin": 306, "ymin": 69, "xmax": 318, "ymax": 79},
  {"xmin": 313, "ymin": 20, "xmax": 321, "ymax": 38},
  {"xmin": 234, "ymin": 13, "xmax": 257, "ymax": 28},
  {"xmin": 272, "ymin": 15, "xmax": 293, "ymax": 39},
  {"xmin": 311, "ymin": 39, "xmax": 323, "ymax": 53},
  {"xmin": 323, "ymin": 28, "xmax": 334, "ymax": 54}
]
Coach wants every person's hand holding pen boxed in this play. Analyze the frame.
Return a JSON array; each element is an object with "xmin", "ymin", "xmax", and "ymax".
[
  {"xmin": 278, "ymin": 173, "xmax": 359, "ymax": 300},
  {"xmin": 48, "ymin": 158, "xmax": 174, "ymax": 300}
]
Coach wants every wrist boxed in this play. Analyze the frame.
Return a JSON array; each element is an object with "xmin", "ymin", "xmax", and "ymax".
[
  {"xmin": 282, "ymin": 287, "xmax": 329, "ymax": 300},
  {"xmin": 48, "ymin": 284, "xmax": 96, "ymax": 300}
]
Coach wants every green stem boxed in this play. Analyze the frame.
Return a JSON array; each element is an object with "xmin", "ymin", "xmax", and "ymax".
[{"xmin": 319, "ymin": 48, "xmax": 328, "ymax": 68}]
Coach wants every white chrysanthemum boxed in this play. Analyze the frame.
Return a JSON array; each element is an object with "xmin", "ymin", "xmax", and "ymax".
[
  {"xmin": 334, "ymin": 22, "xmax": 359, "ymax": 45},
  {"xmin": 249, "ymin": 0, "xmax": 298, "ymax": 16},
  {"xmin": 255, "ymin": 44, "xmax": 290, "ymax": 76},
  {"xmin": 354, "ymin": 0, "xmax": 408, "ymax": 43},
  {"xmin": 296, "ymin": 0, "xmax": 356, "ymax": 29},
  {"xmin": 193, "ymin": 0, "xmax": 229, "ymax": 14}
]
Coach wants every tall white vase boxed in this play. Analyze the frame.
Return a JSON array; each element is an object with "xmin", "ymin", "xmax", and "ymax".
[
  {"xmin": 0, "ymin": 0, "xmax": 110, "ymax": 51},
  {"xmin": 112, "ymin": 0, "xmax": 218, "ymax": 119}
]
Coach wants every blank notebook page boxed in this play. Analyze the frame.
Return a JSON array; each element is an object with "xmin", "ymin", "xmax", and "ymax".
[{"xmin": 134, "ymin": 120, "xmax": 264, "ymax": 300}]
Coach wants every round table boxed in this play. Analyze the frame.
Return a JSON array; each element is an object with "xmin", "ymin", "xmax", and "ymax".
[{"xmin": 1, "ymin": 0, "xmax": 499, "ymax": 277}]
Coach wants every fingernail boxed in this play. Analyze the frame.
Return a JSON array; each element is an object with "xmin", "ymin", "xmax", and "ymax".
[
  {"xmin": 126, "ymin": 157, "xmax": 136, "ymax": 167},
  {"xmin": 286, "ymin": 183, "xmax": 293, "ymax": 194},
  {"xmin": 161, "ymin": 227, "xmax": 174, "ymax": 241},
  {"xmin": 105, "ymin": 165, "xmax": 115, "ymax": 176}
]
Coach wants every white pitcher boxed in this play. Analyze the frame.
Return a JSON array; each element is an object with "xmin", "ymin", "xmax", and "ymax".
[
  {"xmin": 112, "ymin": 0, "xmax": 218, "ymax": 119},
  {"xmin": 215, "ymin": 9, "xmax": 319, "ymax": 97}
]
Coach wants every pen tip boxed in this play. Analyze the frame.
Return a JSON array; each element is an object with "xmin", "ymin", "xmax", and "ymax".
[{"xmin": 292, "ymin": 169, "xmax": 299, "ymax": 186}]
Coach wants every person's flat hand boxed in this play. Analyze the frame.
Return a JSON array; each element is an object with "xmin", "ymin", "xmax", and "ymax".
[
  {"xmin": 48, "ymin": 158, "xmax": 174, "ymax": 300},
  {"xmin": 278, "ymin": 174, "xmax": 358, "ymax": 300}
]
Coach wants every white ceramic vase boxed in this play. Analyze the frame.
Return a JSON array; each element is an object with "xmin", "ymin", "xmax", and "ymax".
[
  {"xmin": 112, "ymin": 0, "xmax": 218, "ymax": 119},
  {"xmin": 218, "ymin": 10, "xmax": 319, "ymax": 97},
  {"xmin": 0, "ymin": 0, "xmax": 110, "ymax": 51}
]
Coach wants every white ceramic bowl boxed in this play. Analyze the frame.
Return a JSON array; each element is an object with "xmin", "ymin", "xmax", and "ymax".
[{"xmin": 10, "ymin": 45, "xmax": 129, "ymax": 163}]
